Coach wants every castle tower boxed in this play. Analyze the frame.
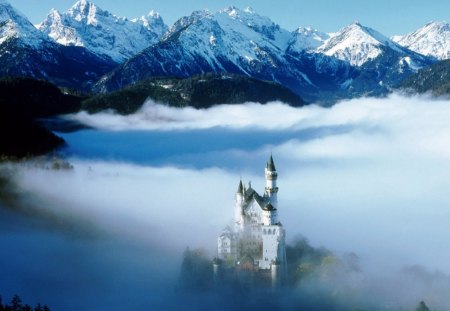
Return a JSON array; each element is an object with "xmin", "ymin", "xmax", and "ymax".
[
  {"xmin": 265, "ymin": 155, "xmax": 278, "ymax": 208},
  {"xmin": 235, "ymin": 180, "xmax": 245, "ymax": 232}
]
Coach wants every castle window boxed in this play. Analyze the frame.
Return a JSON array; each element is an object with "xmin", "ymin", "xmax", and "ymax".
[{"xmin": 268, "ymin": 229, "xmax": 272, "ymax": 234}]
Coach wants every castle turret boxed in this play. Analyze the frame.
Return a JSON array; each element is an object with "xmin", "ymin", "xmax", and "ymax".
[
  {"xmin": 235, "ymin": 180, "xmax": 245, "ymax": 232},
  {"xmin": 265, "ymin": 155, "xmax": 278, "ymax": 207},
  {"xmin": 236, "ymin": 179, "xmax": 244, "ymax": 203}
]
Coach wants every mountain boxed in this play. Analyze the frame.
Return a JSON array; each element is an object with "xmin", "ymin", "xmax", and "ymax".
[
  {"xmin": 94, "ymin": 11, "xmax": 434, "ymax": 102},
  {"xmin": 0, "ymin": 0, "xmax": 115, "ymax": 90},
  {"xmin": 94, "ymin": 7, "xmax": 358, "ymax": 102},
  {"xmin": 311, "ymin": 22, "xmax": 434, "ymax": 97},
  {"xmin": 37, "ymin": 0, "xmax": 168, "ymax": 63},
  {"xmin": 317, "ymin": 22, "xmax": 423, "ymax": 66},
  {"xmin": 83, "ymin": 74, "xmax": 305, "ymax": 114},
  {"xmin": 393, "ymin": 21, "xmax": 450, "ymax": 60},
  {"xmin": 286, "ymin": 27, "xmax": 329, "ymax": 53},
  {"xmin": 0, "ymin": 1, "xmax": 437, "ymax": 101},
  {"xmin": 398, "ymin": 59, "xmax": 450, "ymax": 95}
]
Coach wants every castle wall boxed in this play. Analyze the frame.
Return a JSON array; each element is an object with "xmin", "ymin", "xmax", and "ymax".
[
  {"xmin": 218, "ymin": 234, "xmax": 238, "ymax": 264},
  {"xmin": 260, "ymin": 225, "xmax": 285, "ymax": 269}
]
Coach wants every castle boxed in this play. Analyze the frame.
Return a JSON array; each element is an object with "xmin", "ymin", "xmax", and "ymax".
[{"xmin": 215, "ymin": 155, "xmax": 287, "ymax": 288}]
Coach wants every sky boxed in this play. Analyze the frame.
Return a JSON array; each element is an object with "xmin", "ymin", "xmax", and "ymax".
[{"xmin": 7, "ymin": 0, "xmax": 450, "ymax": 36}]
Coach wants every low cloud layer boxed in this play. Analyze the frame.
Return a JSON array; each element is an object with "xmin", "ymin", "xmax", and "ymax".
[{"xmin": 3, "ymin": 94, "xmax": 450, "ymax": 309}]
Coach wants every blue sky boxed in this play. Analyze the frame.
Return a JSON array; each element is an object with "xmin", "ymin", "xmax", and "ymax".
[{"xmin": 7, "ymin": 0, "xmax": 450, "ymax": 37}]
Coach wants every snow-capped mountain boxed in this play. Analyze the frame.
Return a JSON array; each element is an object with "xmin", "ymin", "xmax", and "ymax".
[
  {"xmin": 94, "ymin": 6, "xmax": 356, "ymax": 101},
  {"xmin": 287, "ymin": 27, "xmax": 329, "ymax": 53},
  {"xmin": 0, "ymin": 0, "xmax": 49, "ymax": 46},
  {"xmin": 37, "ymin": 0, "xmax": 168, "ymax": 63},
  {"xmin": 393, "ymin": 21, "xmax": 450, "ymax": 60},
  {"xmin": 0, "ymin": 1, "xmax": 440, "ymax": 101},
  {"xmin": 0, "ymin": 0, "xmax": 115, "ymax": 90},
  {"xmin": 317, "ymin": 22, "xmax": 408, "ymax": 66},
  {"xmin": 95, "ymin": 9, "xmax": 435, "ymax": 101}
]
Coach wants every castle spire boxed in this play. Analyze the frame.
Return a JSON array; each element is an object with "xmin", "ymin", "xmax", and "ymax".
[
  {"xmin": 267, "ymin": 154, "xmax": 276, "ymax": 172},
  {"xmin": 265, "ymin": 154, "xmax": 278, "ymax": 206},
  {"xmin": 237, "ymin": 179, "xmax": 244, "ymax": 194}
]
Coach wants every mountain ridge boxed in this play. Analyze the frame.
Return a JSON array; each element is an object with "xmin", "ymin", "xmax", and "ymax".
[
  {"xmin": 0, "ymin": 0, "xmax": 116, "ymax": 90},
  {"xmin": 1, "ymin": 0, "xmax": 448, "ymax": 101},
  {"xmin": 37, "ymin": 0, "xmax": 168, "ymax": 63},
  {"xmin": 93, "ymin": 7, "xmax": 433, "ymax": 102},
  {"xmin": 393, "ymin": 21, "xmax": 450, "ymax": 61}
]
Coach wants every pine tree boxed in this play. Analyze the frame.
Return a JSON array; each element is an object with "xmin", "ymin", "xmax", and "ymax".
[{"xmin": 10, "ymin": 295, "xmax": 22, "ymax": 311}]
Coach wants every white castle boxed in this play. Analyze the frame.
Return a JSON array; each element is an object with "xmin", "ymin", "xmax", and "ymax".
[{"xmin": 216, "ymin": 155, "xmax": 286, "ymax": 287}]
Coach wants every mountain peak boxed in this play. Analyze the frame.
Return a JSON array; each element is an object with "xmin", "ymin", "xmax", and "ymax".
[
  {"xmin": 0, "ymin": 0, "xmax": 47, "ymax": 46},
  {"xmin": 221, "ymin": 5, "xmax": 257, "ymax": 18},
  {"xmin": 147, "ymin": 10, "xmax": 160, "ymax": 19},
  {"xmin": 394, "ymin": 21, "xmax": 450, "ymax": 60},
  {"xmin": 244, "ymin": 6, "xmax": 254, "ymax": 13},
  {"xmin": 68, "ymin": 0, "xmax": 104, "ymax": 24},
  {"xmin": 288, "ymin": 26, "xmax": 329, "ymax": 52},
  {"xmin": 222, "ymin": 6, "xmax": 239, "ymax": 17},
  {"xmin": 317, "ymin": 22, "xmax": 403, "ymax": 66},
  {"xmin": 37, "ymin": 1, "xmax": 168, "ymax": 63}
]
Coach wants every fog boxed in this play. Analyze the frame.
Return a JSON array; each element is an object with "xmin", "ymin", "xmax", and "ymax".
[{"xmin": 2, "ymin": 94, "xmax": 450, "ymax": 310}]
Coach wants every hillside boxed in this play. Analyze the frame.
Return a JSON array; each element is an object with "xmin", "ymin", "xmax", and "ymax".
[
  {"xmin": 0, "ymin": 77, "xmax": 83, "ymax": 157},
  {"xmin": 82, "ymin": 74, "xmax": 305, "ymax": 114},
  {"xmin": 398, "ymin": 59, "xmax": 450, "ymax": 95}
]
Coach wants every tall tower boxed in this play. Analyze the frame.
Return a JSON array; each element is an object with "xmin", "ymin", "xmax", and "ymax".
[
  {"xmin": 235, "ymin": 180, "xmax": 245, "ymax": 232},
  {"xmin": 265, "ymin": 155, "xmax": 278, "ymax": 208}
]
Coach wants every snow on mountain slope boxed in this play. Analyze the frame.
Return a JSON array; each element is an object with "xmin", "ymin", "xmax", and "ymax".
[
  {"xmin": 37, "ymin": 0, "xmax": 168, "ymax": 63},
  {"xmin": 0, "ymin": 0, "xmax": 48, "ymax": 47},
  {"xmin": 393, "ymin": 21, "xmax": 450, "ymax": 60},
  {"xmin": 94, "ymin": 6, "xmax": 359, "ymax": 102},
  {"xmin": 194, "ymin": 6, "xmax": 293, "ymax": 68},
  {"xmin": 97, "ymin": 6, "xmax": 302, "ymax": 85},
  {"xmin": 287, "ymin": 27, "xmax": 329, "ymax": 53},
  {"xmin": 0, "ymin": 0, "xmax": 116, "ymax": 90},
  {"xmin": 317, "ymin": 22, "xmax": 404, "ymax": 66}
]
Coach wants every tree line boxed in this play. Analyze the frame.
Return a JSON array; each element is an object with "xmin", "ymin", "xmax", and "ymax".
[{"xmin": 0, "ymin": 294, "xmax": 50, "ymax": 311}]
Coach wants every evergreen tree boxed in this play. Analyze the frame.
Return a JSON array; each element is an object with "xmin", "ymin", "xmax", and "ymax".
[{"xmin": 10, "ymin": 295, "xmax": 22, "ymax": 311}]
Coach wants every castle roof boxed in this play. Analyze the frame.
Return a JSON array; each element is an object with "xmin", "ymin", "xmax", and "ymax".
[
  {"xmin": 240, "ymin": 185, "xmax": 271, "ymax": 212},
  {"xmin": 237, "ymin": 180, "xmax": 244, "ymax": 194},
  {"xmin": 266, "ymin": 155, "xmax": 276, "ymax": 172}
]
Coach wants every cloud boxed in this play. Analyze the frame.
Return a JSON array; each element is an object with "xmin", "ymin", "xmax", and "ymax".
[
  {"xmin": 65, "ymin": 99, "xmax": 321, "ymax": 131},
  {"xmin": 3, "ymin": 93, "xmax": 450, "ymax": 309}
]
